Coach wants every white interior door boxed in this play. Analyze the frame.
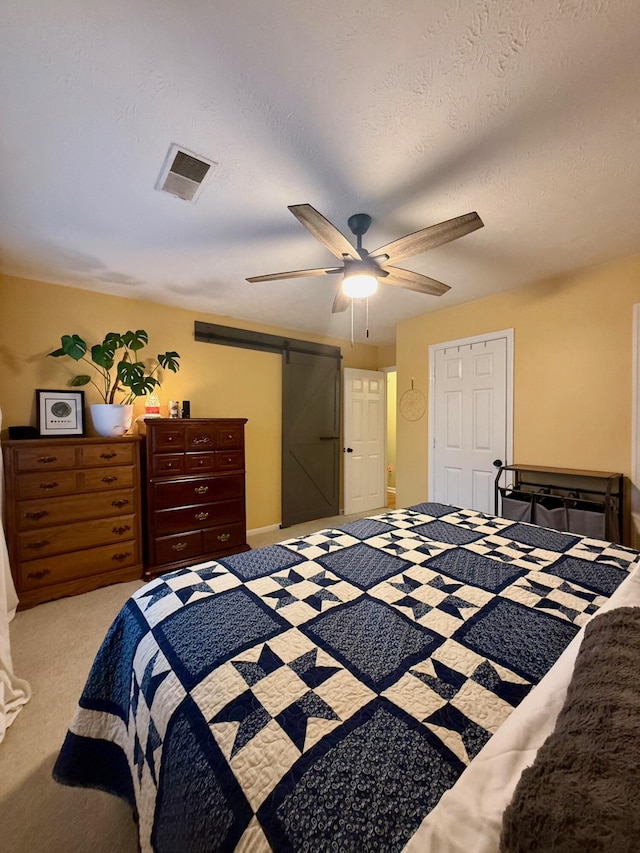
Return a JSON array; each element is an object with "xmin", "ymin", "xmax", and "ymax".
[
  {"xmin": 429, "ymin": 331, "xmax": 513, "ymax": 512},
  {"xmin": 343, "ymin": 368, "xmax": 386, "ymax": 515}
]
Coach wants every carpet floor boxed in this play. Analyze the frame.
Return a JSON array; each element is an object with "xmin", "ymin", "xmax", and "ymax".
[{"xmin": 0, "ymin": 507, "xmax": 383, "ymax": 852}]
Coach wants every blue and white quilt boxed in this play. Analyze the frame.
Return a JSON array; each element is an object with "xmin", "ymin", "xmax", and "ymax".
[{"xmin": 53, "ymin": 503, "xmax": 639, "ymax": 852}]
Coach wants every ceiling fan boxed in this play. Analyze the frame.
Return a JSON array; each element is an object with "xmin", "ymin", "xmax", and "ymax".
[{"xmin": 246, "ymin": 204, "xmax": 484, "ymax": 314}]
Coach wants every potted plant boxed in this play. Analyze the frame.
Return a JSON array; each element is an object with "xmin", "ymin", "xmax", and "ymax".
[{"xmin": 49, "ymin": 330, "xmax": 180, "ymax": 436}]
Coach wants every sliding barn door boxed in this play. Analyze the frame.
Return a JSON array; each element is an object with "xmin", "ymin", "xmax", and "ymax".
[{"xmin": 282, "ymin": 351, "xmax": 341, "ymax": 527}]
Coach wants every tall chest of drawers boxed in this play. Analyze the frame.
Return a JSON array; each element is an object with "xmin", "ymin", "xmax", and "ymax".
[
  {"xmin": 142, "ymin": 418, "xmax": 249, "ymax": 577},
  {"xmin": 2, "ymin": 436, "xmax": 143, "ymax": 609}
]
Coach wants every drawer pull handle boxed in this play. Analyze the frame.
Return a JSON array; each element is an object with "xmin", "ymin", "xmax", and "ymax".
[
  {"xmin": 102, "ymin": 475, "xmax": 118, "ymax": 483},
  {"xmin": 195, "ymin": 511, "xmax": 209, "ymax": 521},
  {"xmin": 112, "ymin": 525, "xmax": 131, "ymax": 535},
  {"xmin": 112, "ymin": 552, "xmax": 130, "ymax": 562},
  {"xmin": 166, "ymin": 462, "xmax": 174, "ymax": 468},
  {"xmin": 195, "ymin": 485, "xmax": 209, "ymax": 495},
  {"xmin": 25, "ymin": 539, "xmax": 50, "ymax": 550},
  {"xmin": 100, "ymin": 451, "xmax": 117, "ymax": 460},
  {"xmin": 167, "ymin": 436, "xmax": 174, "ymax": 442},
  {"xmin": 227, "ymin": 457, "xmax": 232, "ymax": 463},
  {"xmin": 37, "ymin": 455, "xmax": 57, "ymax": 464},
  {"xmin": 227, "ymin": 433, "xmax": 233, "ymax": 440},
  {"xmin": 192, "ymin": 435, "xmax": 212, "ymax": 446},
  {"xmin": 25, "ymin": 510, "xmax": 49, "ymax": 521},
  {"xmin": 39, "ymin": 481, "xmax": 59, "ymax": 490},
  {"xmin": 171, "ymin": 542, "xmax": 188, "ymax": 552},
  {"xmin": 111, "ymin": 499, "xmax": 130, "ymax": 509},
  {"xmin": 217, "ymin": 533, "xmax": 231, "ymax": 542},
  {"xmin": 27, "ymin": 569, "xmax": 51, "ymax": 580}
]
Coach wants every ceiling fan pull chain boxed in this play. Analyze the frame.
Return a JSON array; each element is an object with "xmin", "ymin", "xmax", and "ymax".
[{"xmin": 366, "ymin": 297, "xmax": 370, "ymax": 338}]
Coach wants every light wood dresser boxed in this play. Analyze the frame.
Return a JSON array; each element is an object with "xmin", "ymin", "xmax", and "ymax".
[
  {"xmin": 2, "ymin": 436, "xmax": 143, "ymax": 609},
  {"xmin": 142, "ymin": 418, "xmax": 249, "ymax": 578}
]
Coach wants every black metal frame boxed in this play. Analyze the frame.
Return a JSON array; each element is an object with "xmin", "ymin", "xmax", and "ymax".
[{"xmin": 494, "ymin": 463, "xmax": 624, "ymax": 543}]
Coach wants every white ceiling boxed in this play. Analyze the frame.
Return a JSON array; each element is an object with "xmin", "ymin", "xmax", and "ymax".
[{"xmin": 1, "ymin": 0, "xmax": 639, "ymax": 346}]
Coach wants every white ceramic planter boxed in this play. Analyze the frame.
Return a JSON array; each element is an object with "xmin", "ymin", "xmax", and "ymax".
[{"xmin": 90, "ymin": 404, "xmax": 134, "ymax": 438}]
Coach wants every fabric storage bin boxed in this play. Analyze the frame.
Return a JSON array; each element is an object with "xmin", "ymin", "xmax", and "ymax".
[
  {"xmin": 534, "ymin": 494, "xmax": 569, "ymax": 532},
  {"xmin": 500, "ymin": 488, "xmax": 534, "ymax": 522},
  {"xmin": 566, "ymin": 499, "xmax": 606, "ymax": 539}
]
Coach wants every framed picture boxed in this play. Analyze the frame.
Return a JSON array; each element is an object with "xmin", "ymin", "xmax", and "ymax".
[{"xmin": 36, "ymin": 389, "xmax": 85, "ymax": 438}]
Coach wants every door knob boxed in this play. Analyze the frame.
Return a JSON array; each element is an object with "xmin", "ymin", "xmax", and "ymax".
[
  {"xmin": 344, "ymin": 447, "xmax": 353, "ymax": 453},
  {"xmin": 493, "ymin": 459, "xmax": 503, "ymax": 468}
]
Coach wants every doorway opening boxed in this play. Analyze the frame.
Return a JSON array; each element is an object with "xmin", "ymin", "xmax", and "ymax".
[{"xmin": 385, "ymin": 369, "xmax": 397, "ymax": 509}]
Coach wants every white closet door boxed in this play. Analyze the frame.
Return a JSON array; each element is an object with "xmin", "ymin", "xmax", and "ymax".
[{"xmin": 431, "ymin": 335, "xmax": 510, "ymax": 512}]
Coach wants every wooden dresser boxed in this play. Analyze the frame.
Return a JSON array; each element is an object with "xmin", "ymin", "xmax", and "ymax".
[
  {"xmin": 2, "ymin": 436, "xmax": 143, "ymax": 609},
  {"xmin": 142, "ymin": 418, "xmax": 249, "ymax": 577}
]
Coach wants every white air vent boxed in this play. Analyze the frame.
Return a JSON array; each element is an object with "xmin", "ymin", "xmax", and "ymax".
[{"xmin": 155, "ymin": 144, "xmax": 217, "ymax": 203}]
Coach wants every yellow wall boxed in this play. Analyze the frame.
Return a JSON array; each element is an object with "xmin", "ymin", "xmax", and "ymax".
[
  {"xmin": 0, "ymin": 274, "xmax": 380, "ymax": 529},
  {"xmin": 376, "ymin": 343, "xmax": 396, "ymax": 369},
  {"xmin": 396, "ymin": 254, "xmax": 640, "ymax": 526}
]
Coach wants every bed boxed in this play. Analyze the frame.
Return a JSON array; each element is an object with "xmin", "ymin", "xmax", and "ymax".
[{"xmin": 53, "ymin": 502, "xmax": 640, "ymax": 852}]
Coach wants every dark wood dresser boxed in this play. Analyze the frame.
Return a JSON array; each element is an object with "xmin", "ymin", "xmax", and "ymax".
[
  {"xmin": 2, "ymin": 436, "xmax": 143, "ymax": 609},
  {"xmin": 142, "ymin": 418, "xmax": 249, "ymax": 577}
]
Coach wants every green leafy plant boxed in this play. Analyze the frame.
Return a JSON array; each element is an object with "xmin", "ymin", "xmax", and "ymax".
[{"xmin": 49, "ymin": 330, "xmax": 180, "ymax": 404}]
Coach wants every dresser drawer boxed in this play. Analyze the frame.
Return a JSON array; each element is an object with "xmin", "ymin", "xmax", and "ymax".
[
  {"xmin": 154, "ymin": 498, "xmax": 244, "ymax": 536},
  {"xmin": 203, "ymin": 521, "xmax": 246, "ymax": 554},
  {"xmin": 16, "ymin": 470, "xmax": 81, "ymax": 500},
  {"xmin": 81, "ymin": 442, "xmax": 135, "ymax": 467},
  {"xmin": 18, "ymin": 541, "xmax": 139, "ymax": 590},
  {"xmin": 215, "ymin": 450, "xmax": 244, "ymax": 471},
  {"xmin": 185, "ymin": 453, "xmax": 216, "ymax": 474},
  {"xmin": 17, "ymin": 488, "xmax": 136, "ymax": 530},
  {"xmin": 152, "ymin": 454, "xmax": 185, "ymax": 477},
  {"xmin": 82, "ymin": 465, "xmax": 135, "ymax": 491},
  {"xmin": 153, "ymin": 474, "xmax": 244, "ymax": 510},
  {"xmin": 153, "ymin": 531, "xmax": 203, "ymax": 565},
  {"xmin": 215, "ymin": 424, "xmax": 243, "ymax": 450},
  {"xmin": 17, "ymin": 514, "xmax": 137, "ymax": 560},
  {"xmin": 185, "ymin": 424, "xmax": 216, "ymax": 451},
  {"xmin": 14, "ymin": 445, "xmax": 77, "ymax": 472},
  {"xmin": 151, "ymin": 426, "xmax": 185, "ymax": 453}
]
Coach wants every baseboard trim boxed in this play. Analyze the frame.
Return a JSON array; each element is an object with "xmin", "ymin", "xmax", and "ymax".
[
  {"xmin": 247, "ymin": 523, "xmax": 280, "ymax": 537},
  {"xmin": 248, "ymin": 510, "xmax": 349, "ymax": 538}
]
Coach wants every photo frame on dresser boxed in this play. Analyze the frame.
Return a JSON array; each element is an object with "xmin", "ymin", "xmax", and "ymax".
[{"xmin": 36, "ymin": 389, "xmax": 85, "ymax": 437}]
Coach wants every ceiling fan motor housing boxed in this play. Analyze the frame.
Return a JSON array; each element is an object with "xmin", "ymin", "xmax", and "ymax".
[{"xmin": 347, "ymin": 213, "xmax": 372, "ymax": 237}]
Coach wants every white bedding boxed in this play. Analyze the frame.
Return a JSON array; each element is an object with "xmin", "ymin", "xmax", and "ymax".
[
  {"xmin": 0, "ymin": 404, "xmax": 31, "ymax": 743},
  {"xmin": 405, "ymin": 559, "xmax": 640, "ymax": 853}
]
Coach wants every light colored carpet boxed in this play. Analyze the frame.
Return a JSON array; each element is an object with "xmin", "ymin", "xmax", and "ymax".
[{"xmin": 0, "ymin": 507, "xmax": 383, "ymax": 853}]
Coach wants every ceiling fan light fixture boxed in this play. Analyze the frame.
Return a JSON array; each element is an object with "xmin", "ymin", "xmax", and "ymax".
[{"xmin": 342, "ymin": 273, "xmax": 378, "ymax": 298}]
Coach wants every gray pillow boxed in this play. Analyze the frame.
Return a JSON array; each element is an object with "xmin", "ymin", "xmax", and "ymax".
[{"xmin": 500, "ymin": 606, "xmax": 640, "ymax": 853}]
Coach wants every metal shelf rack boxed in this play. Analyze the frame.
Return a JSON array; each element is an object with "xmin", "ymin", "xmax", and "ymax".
[{"xmin": 494, "ymin": 464, "xmax": 623, "ymax": 543}]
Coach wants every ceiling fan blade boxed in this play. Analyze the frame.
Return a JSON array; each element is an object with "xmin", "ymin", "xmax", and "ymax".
[
  {"xmin": 331, "ymin": 287, "xmax": 351, "ymax": 314},
  {"xmin": 288, "ymin": 204, "xmax": 360, "ymax": 260},
  {"xmin": 246, "ymin": 267, "xmax": 342, "ymax": 283},
  {"xmin": 383, "ymin": 266, "xmax": 451, "ymax": 296},
  {"xmin": 374, "ymin": 212, "xmax": 484, "ymax": 265}
]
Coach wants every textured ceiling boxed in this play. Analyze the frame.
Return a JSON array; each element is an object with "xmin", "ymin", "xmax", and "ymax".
[{"xmin": 1, "ymin": 0, "xmax": 639, "ymax": 345}]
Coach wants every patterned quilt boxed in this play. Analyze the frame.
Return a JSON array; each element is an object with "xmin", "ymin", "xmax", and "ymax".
[{"xmin": 53, "ymin": 503, "xmax": 639, "ymax": 852}]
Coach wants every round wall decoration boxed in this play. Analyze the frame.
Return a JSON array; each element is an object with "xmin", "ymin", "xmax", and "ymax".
[{"xmin": 399, "ymin": 382, "xmax": 427, "ymax": 421}]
